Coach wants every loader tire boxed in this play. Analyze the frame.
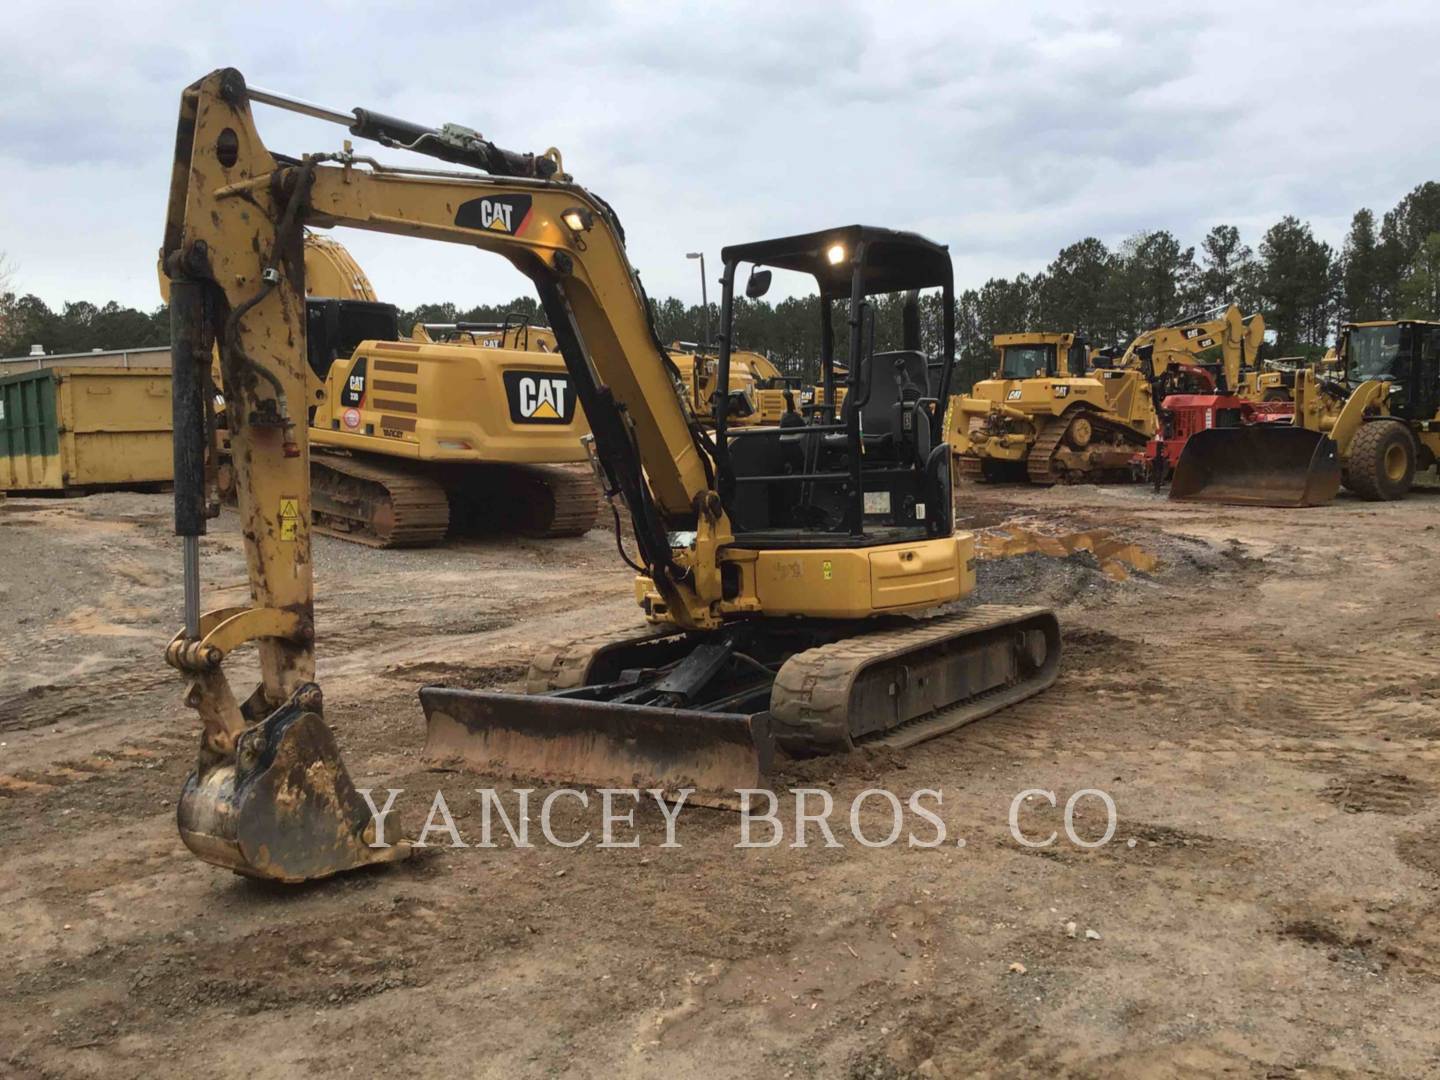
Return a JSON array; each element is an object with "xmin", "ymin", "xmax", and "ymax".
[{"xmin": 1344, "ymin": 420, "xmax": 1415, "ymax": 501}]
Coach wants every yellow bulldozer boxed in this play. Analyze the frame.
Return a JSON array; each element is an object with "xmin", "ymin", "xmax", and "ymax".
[
  {"xmin": 159, "ymin": 68, "xmax": 1060, "ymax": 882},
  {"xmin": 210, "ymin": 234, "xmax": 599, "ymax": 546},
  {"xmin": 949, "ymin": 331, "xmax": 1091, "ymax": 481},
  {"xmin": 951, "ymin": 307, "xmax": 1266, "ymax": 484},
  {"xmin": 1172, "ymin": 319, "xmax": 1440, "ymax": 506}
]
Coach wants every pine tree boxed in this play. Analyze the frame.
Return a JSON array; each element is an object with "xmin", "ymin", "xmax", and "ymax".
[{"xmin": 1341, "ymin": 209, "xmax": 1386, "ymax": 320}]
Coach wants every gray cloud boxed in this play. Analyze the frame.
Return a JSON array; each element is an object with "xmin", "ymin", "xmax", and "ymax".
[{"xmin": 1, "ymin": 0, "xmax": 1437, "ymax": 317}]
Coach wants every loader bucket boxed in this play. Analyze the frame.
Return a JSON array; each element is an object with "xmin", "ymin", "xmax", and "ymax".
[
  {"xmin": 177, "ymin": 685, "xmax": 410, "ymax": 883},
  {"xmin": 1170, "ymin": 426, "xmax": 1341, "ymax": 507},
  {"xmin": 419, "ymin": 687, "xmax": 774, "ymax": 808}
]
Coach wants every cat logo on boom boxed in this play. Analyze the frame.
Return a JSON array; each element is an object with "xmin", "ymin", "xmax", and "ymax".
[
  {"xmin": 503, "ymin": 370, "xmax": 577, "ymax": 425},
  {"xmin": 454, "ymin": 194, "xmax": 533, "ymax": 235}
]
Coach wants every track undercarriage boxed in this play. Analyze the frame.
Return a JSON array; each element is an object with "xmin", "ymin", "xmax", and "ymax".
[
  {"xmin": 420, "ymin": 605, "xmax": 1060, "ymax": 804},
  {"xmin": 224, "ymin": 449, "xmax": 601, "ymax": 547}
]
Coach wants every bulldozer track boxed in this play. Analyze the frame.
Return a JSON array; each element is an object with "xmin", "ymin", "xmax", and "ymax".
[
  {"xmin": 312, "ymin": 452, "xmax": 451, "ymax": 548},
  {"xmin": 770, "ymin": 604, "xmax": 1059, "ymax": 755},
  {"xmin": 1026, "ymin": 409, "xmax": 1149, "ymax": 485},
  {"xmin": 1025, "ymin": 419, "xmax": 1068, "ymax": 484}
]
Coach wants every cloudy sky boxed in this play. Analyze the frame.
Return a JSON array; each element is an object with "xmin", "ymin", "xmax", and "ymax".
[{"xmin": 2, "ymin": 0, "xmax": 1437, "ymax": 313}]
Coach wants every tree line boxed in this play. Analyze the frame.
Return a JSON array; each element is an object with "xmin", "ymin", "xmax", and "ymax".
[{"xmin": 4, "ymin": 181, "xmax": 1437, "ymax": 393}]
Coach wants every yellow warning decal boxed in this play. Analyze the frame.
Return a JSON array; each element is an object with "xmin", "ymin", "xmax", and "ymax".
[
  {"xmin": 822, "ymin": 560, "xmax": 833, "ymax": 581},
  {"xmin": 279, "ymin": 496, "xmax": 300, "ymax": 541}
]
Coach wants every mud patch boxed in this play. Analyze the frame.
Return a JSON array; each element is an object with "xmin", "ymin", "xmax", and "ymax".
[
  {"xmin": 383, "ymin": 659, "xmax": 529, "ymax": 689},
  {"xmin": 1319, "ymin": 771, "xmax": 1433, "ymax": 815},
  {"xmin": 1396, "ymin": 821, "xmax": 1440, "ymax": 877},
  {"xmin": 977, "ymin": 526, "xmax": 1159, "ymax": 580}
]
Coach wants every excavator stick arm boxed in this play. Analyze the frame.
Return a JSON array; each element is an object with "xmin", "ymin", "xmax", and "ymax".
[{"xmin": 160, "ymin": 68, "xmax": 744, "ymax": 880}]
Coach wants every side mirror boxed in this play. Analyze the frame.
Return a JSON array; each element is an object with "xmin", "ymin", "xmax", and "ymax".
[{"xmin": 745, "ymin": 268, "xmax": 772, "ymax": 299}]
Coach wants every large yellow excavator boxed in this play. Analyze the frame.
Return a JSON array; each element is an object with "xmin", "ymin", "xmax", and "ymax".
[
  {"xmin": 951, "ymin": 307, "xmax": 1265, "ymax": 484},
  {"xmin": 290, "ymin": 236, "xmax": 597, "ymax": 544},
  {"xmin": 160, "ymin": 70, "xmax": 1061, "ymax": 883},
  {"xmin": 193, "ymin": 234, "xmax": 598, "ymax": 545}
]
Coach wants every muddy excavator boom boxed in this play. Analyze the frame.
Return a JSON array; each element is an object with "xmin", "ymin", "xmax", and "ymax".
[{"xmin": 162, "ymin": 69, "xmax": 1059, "ymax": 882}]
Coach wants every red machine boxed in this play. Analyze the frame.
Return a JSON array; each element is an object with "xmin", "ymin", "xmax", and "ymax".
[{"xmin": 1137, "ymin": 367, "xmax": 1293, "ymax": 488}]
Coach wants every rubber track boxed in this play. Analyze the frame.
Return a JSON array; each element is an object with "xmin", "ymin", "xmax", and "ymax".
[
  {"xmin": 770, "ymin": 604, "xmax": 1059, "ymax": 754},
  {"xmin": 312, "ymin": 454, "xmax": 450, "ymax": 548},
  {"xmin": 525, "ymin": 625, "xmax": 678, "ymax": 694}
]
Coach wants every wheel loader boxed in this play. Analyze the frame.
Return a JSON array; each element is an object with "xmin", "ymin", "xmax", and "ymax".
[
  {"xmin": 202, "ymin": 234, "xmax": 599, "ymax": 546},
  {"xmin": 159, "ymin": 68, "xmax": 1060, "ymax": 883},
  {"xmin": 1171, "ymin": 319, "xmax": 1440, "ymax": 506},
  {"xmin": 951, "ymin": 307, "xmax": 1265, "ymax": 484}
]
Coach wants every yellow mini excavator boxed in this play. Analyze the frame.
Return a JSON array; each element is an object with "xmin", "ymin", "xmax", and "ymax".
[
  {"xmin": 951, "ymin": 307, "xmax": 1265, "ymax": 484},
  {"xmin": 1172, "ymin": 319, "xmax": 1440, "ymax": 505},
  {"xmin": 160, "ymin": 69, "xmax": 1060, "ymax": 883}
]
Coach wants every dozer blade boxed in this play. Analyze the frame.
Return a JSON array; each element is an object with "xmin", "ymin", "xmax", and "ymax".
[
  {"xmin": 178, "ymin": 685, "xmax": 410, "ymax": 883},
  {"xmin": 1170, "ymin": 426, "xmax": 1341, "ymax": 507},
  {"xmin": 419, "ymin": 687, "xmax": 773, "ymax": 807}
]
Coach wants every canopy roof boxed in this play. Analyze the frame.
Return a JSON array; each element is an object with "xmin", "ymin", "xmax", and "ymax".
[{"xmin": 721, "ymin": 225, "xmax": 952, "ymax": 298}]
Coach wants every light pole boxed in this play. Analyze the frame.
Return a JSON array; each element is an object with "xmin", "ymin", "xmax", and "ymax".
[{"xmin": 686, "ymin": 251, "xmax": 710, "ymax": 351}]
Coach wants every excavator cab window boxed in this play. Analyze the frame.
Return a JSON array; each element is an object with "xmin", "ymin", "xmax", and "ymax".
[
  {"xmin": 305, "ymin": 298, "xmax": 400, "ymax": 380},
  {"xmin": 1000, "ymin": 344, "xmax": 1055, "ymax": 379},
  {"xmin": 714, "ymin": 227, "xmax": 956, "ymax": 545}
]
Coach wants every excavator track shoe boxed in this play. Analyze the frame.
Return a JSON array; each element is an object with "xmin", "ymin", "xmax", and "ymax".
[
  {"xmin": 771, "ymin": 605, "xmax": 1061, "ymax": 754},
  {"xmin": 420, "ymin": 687, "xmax": 773, "ymax": 807},
  {"xmin": 177, "ymin": 684, "xmax": 411, "ymax": 882},
  {"xmin": 1169, "ymin": 426, "xmax": 1340, "ymax": 507}
]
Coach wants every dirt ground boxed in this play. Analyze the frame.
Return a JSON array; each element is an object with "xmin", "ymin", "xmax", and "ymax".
[{"xmin": 3, "ymin": 479, "xmax": 1440, "ymax": 1079}]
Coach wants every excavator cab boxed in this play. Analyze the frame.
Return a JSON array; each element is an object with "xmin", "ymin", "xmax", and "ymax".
[{"xmin": 712, "ymin": 229, "xmax": 956, "ymax": 543}]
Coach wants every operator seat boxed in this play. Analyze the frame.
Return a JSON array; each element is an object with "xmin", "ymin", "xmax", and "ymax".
[{"xmin": 828, "ymin": 350, "xmax": 932, "ymax": 462}]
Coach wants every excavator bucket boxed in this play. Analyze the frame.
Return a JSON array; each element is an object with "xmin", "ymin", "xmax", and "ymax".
[
  {"xmin": 1170, "ymin": 426, "xmax": 1341, "ymax": 507},
  {"xmin": 419, "ymin": 687, "xmax": 773, "ymax": 807},
  {"xmin": 177, "ymin": 686, "xmax": 411, "ymax": 883}
]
